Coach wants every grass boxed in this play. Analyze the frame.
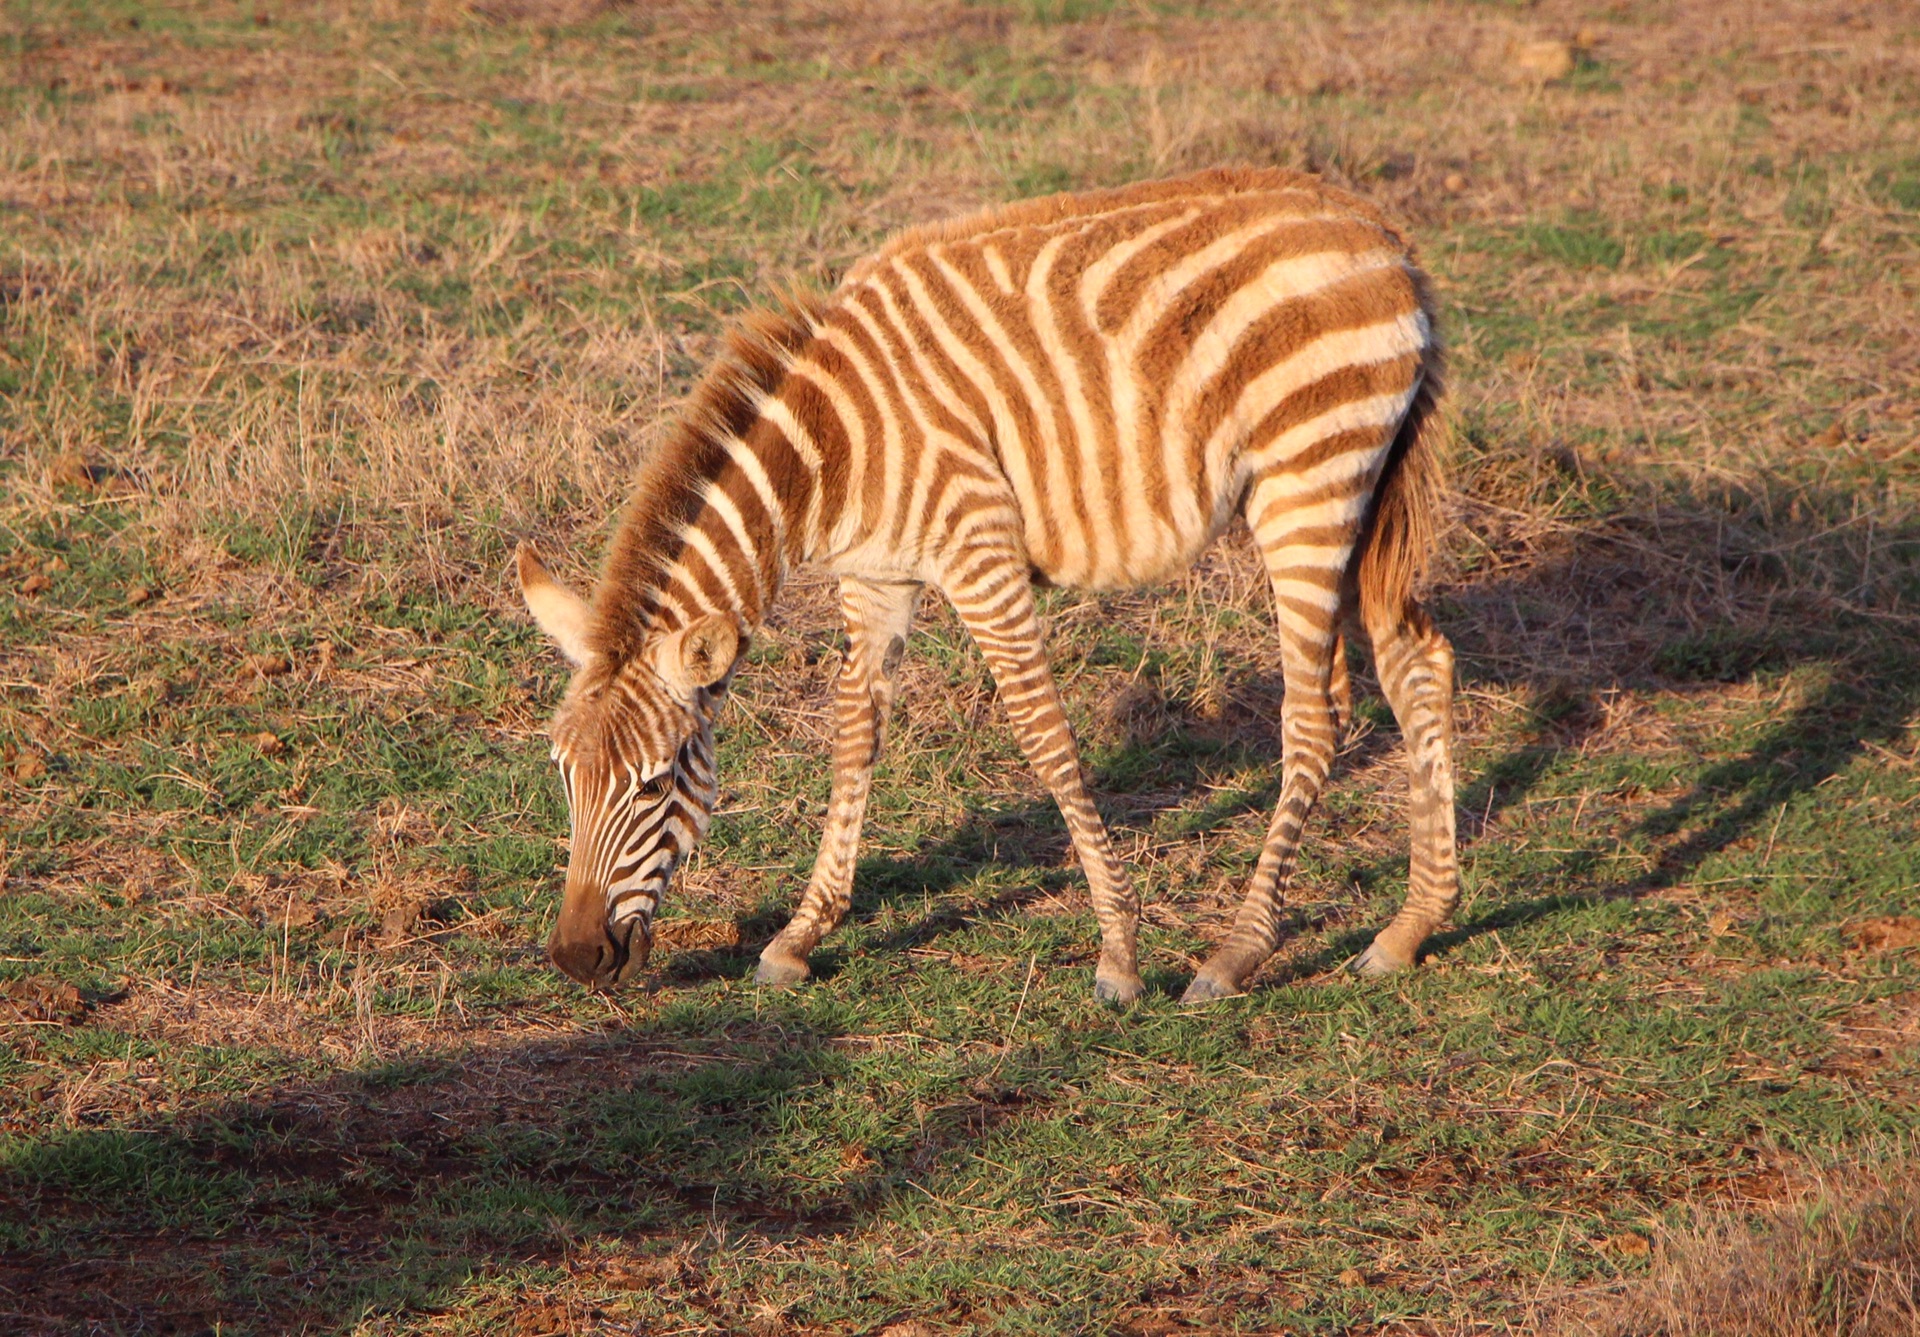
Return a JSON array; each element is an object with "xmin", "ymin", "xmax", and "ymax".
[
  {"xmin": 2, "ymin": 0, "xmax": 1918, "ymax": 1332},
  {"xmin": 1562, "ymin": 1163, "xmax": 1920, "ymax": 1335}
]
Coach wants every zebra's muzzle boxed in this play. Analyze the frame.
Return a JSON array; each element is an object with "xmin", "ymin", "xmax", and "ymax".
[
  {"xmin": 548, "ymin": 915, "xmax": 653, "ymax": 989},
  {"xmin": 549, "ymin": 893, "xmax": 656, "ymax": 989}
]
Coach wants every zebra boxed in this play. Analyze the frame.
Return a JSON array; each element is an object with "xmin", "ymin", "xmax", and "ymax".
[{"xmin": 516, "ymin": 167, "xmax": 1457, "ymax": 1004}]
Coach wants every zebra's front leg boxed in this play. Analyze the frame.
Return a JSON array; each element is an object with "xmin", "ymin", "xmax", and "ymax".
[
  {"xmin": 756, "ymin": 578, "xmax": 921, "ymax": 988},
  {"xmin": 941, "ymin": 547, "xmax": 1144, "ymax": 1004}
]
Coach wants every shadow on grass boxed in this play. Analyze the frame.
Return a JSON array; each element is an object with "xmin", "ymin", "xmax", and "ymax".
[
  {"xmin": 0, "ymin": 997, "xmax": 1043, "ymax": 1334},
  {"xmin": 1420, "ymin": 472, "xmax": 1920, "ymax": 957}
]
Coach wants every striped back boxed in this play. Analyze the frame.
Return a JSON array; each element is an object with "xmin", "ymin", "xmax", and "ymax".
[{"xmin": 808, "ymin": 168, "xmax": 1432, "ymax": 589}]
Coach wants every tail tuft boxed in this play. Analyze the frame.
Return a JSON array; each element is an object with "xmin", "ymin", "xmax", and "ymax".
[{"xmin": 1356, "ymin": 358, "xmax": 1445, "ymax": 634}]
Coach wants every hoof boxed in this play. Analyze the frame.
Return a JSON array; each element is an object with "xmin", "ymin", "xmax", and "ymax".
[
  {"xmin": 1351, "ymin": 941, "xmax": 1413, "ymax": 978},
  {"xmin": 1093, "ymin": 970, "xmax": 1146, "ymax": 1005},
  {"xmin": 1179, "ymin": 971, "xmax": 1243, "ymax": 1004},
  {"xmin": 754, "ymin": 951, "xmax": 811, "ymax": 988}
]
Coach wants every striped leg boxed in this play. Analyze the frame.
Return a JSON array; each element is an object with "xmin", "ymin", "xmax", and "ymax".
[
  {"xmin": 1352, "ymin": 598, "xmax": 1458, "ymax": 974},
  {"xmin": 1183, "ymin": 480, "xmax": 1353, "ymax": 1002},
  {"xmin": 1330, "ymin": 629, "xmax": 1353, "ymax": 742},
  {"xmin": 757, "ymin": 577, "xmax": 922, "ymax": 987},
  {"xmin": 941, "ymin": 544, "xmax": 1144, "ymax": 1004}
]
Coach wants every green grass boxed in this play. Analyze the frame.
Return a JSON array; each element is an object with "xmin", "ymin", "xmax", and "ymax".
[{"xmin": 2, "ymin": 0, "xmax": 1918, "ymax": 1332}]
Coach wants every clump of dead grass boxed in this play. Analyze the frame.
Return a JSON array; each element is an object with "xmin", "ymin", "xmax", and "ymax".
[{"xmin": 1562, "ymin": 1162, "xmax": 1920, "ymax": 1337}]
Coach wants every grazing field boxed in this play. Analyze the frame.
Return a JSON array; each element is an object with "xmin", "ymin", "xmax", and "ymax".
[{"xmin": 3, "ymin": 0, "xmax": 1919, "ymax": 1332}]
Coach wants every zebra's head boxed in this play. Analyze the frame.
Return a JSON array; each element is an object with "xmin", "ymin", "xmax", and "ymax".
[{"xmin": 516, "ymin": 543, "xmax": 744, "ymax": 988}]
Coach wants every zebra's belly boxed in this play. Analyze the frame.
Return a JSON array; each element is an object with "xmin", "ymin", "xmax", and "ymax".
[{"xmin": 1015, "ymin": 460, "xmax": 1239, "ymax": 592}]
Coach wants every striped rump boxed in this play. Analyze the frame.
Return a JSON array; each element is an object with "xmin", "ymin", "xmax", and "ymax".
[{"xmin": 519, "ymin": 167, "xmax": 1458, "ymax": 1003}]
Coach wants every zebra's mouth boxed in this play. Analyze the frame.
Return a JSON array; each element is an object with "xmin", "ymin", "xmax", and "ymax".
[
  {"xmin": 605, "ymin": 911, "xmax": 654, "ymax": 983},
  {"xmin": 604, "ymin": 876, "xmax": 667, "ymax": 984}
]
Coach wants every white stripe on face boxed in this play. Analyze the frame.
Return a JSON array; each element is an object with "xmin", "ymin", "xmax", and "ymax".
[{"xmin": 554, "ymin": 723, "xmax": 719, "ymax": 943}]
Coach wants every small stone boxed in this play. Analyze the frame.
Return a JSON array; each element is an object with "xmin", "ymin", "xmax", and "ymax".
[
  {"xmin": 251, "ymin": 731, "xmax": 287, "ymax": 756},
  {"xmin": 602, "ymin": 1254, "xmax": 680, "ymax": 1290},
  {"xmin": 126, "ymin": 585, "xmax": 152, "ymax": 606},
  {"xmin": 47, "ymin": 453, "xmax": 97, "ymax": 489},
  {"xmin": 243, "ymin": 652, "xmax": 292, "ymax": 678},
  {"xmin": 1337, "ymin": 1267, "xmax": 1367, "ymax": 1287},
  {"xmin": 1510, "ymin": 39, "xmax": 1576, "ymax": 83},
  {"xmin": 19, "ymin": 573, "xmax": 50, "ymax": 596},
  {"xmin": 381, "ymin": 899, "xmax": 423, "ymax": 942},
  {"xmin": 12, "ymin": 753, "xmax": 47, "ymax": 782},
  {"xmin": 1443, "ymin": 172, "xmax": 1468, "ymax": 193},
  {"xmin": 267, "ymin": 897, "xmax": 319, "ymax": 929}
]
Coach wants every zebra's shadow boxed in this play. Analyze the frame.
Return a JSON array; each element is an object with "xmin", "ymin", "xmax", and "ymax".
[
  {"xmin": 0, "ymin": 992, "xmax": 1069, "ymax": 1332},
  {"xmin": 1384, "ymin": 472, "xmax": 1920, "ymax": 969}
]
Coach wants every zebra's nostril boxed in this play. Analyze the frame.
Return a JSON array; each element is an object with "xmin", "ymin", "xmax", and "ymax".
[{"xmin": 550, "ymin": 933, "xmax": 620, "ymax": 987}]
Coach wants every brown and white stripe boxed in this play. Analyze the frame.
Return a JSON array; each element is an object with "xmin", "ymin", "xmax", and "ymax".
[{"xmin": 519, "ymin": 167, "xmax": 1458, "ymax": 1002}]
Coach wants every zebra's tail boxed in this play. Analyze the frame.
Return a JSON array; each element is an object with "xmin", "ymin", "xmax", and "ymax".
[{"xmin": 1355, "ymin": 349, "xmax": 1446, "ymax": 633}]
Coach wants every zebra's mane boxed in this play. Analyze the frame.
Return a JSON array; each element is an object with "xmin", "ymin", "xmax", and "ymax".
[{"xmin": 590, "ymin": 293, "xmax": 825, "ymax": 665}]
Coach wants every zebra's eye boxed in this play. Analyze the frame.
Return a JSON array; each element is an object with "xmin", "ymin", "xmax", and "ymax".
[{"xmin": 638, "ymin": 771, "xmax": 674, "ymax": 799}]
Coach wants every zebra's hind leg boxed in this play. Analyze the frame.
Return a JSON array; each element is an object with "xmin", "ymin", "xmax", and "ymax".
[
  {"xmin": 1183, "ymin": 483, "xmax": 1351, "ymax": 1003},
  {"xmin": 756, "ymin": 577, "xmax": 921, "ymax": 988},
  {"xmin": 940, "ymin": 543, "xmax": 1144, "ymax": 1004},
  {"xmin": 1351, "ymin": 596, "xmax": 1458, "ymax": 976},
  {"xmin": 1330, "ymin": 628, "xmax": 1353, "ymax": 742}
]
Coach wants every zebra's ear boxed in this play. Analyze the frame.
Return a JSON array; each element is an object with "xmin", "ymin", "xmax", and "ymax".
[
  {"xmin": 653, "ymin": 612, "xmax": 743, "ymax": 697},
  {"xmin": 516, "ymin": 542, "xmax": 596, "ymax": 668}
]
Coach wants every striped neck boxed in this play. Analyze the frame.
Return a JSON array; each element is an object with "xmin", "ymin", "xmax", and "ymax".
[
  {"xmin": 590, "ymin": 299, "xmax": 839, "ymax": 662},
  {"xmin": 631, "ymin": 420, "xmax": 818, "ymax": 635}
]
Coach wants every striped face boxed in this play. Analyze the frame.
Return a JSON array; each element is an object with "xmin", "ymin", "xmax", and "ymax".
[
  {"xmin": 516, "ymin": 541, "xmax": 746, "ymax": 989},
  {"xmin": 544, "ymin": 668, "xmax": 723, "ymax": 987}
]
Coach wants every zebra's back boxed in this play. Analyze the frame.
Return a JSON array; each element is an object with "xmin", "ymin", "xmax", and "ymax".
[{"xmin": 818, "ymin": 168, "xmax": 1436, "ymax": 590}]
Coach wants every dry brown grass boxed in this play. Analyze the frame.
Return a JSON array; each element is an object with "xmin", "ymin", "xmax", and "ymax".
[{"xmin": 1561, "ymin": 1161, "xmax": 1920, "ymax": 1337}]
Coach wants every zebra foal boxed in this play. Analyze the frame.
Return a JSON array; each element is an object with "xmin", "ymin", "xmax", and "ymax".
[{"xmin": 517, "ymin": 167, "xmax": 1457, "ymax": 1003}]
